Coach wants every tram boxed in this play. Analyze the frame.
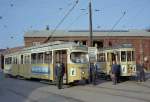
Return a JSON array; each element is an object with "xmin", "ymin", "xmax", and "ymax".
[
  {"xmin": 96, "ymin": 44, "xmax": 136, "ymax": 77},
  {"xmin": 4, "ymin": 41, "xmax": 89, "ymax": 84}
]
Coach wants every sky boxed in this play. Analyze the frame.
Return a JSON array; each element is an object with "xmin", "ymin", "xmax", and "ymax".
[{"xmin": 0, "ymin": 0, "xmax": 150, "ymax": 49}]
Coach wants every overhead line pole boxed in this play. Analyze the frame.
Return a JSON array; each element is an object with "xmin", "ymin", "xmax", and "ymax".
[{"xmin": 89, "ymin": 0, "xmax": 93, "ymax": 47}]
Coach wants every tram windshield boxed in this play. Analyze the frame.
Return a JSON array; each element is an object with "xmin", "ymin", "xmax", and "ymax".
[
  {"xmin": 70, "ymin": 52, "xmax": 88, "ymax": 63},
  {"xmin": 121, "ymin": 50, "xmax": 135, "ymax": 62}
]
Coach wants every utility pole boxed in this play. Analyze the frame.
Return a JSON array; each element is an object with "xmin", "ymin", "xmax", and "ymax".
[{"xmin": 89, "ymin": 0, "xmax": 93, "ymax": 47}]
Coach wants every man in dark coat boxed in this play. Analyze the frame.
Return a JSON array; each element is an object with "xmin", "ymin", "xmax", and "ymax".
[
  {"xmin": 92, "ymin": 61, "xmax": 98, "ymax": 85},
  {"xmin": 55, "ymin": 62, "xmax": 64, "ymax": 89},
  {"xmin": 116, "ymin": 61, "xmax": 121, "ymax": 83},
  {"xmin": 89, "ymin": 61, "xmax": 98, "ymax": 85},
  {"xmin": 111, "ymin": 60, "xmax": 118, "ymax": 85},
  {"xmin": 136, "ymin": 61, "xmax": 145, "ymax": 82}
]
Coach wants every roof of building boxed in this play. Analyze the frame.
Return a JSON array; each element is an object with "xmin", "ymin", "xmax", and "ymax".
[
  {"xmin": 3, "ymin": 46, "xmax": 24, "ymax": 55},
  {"xmin": 24, "ymin": 30, "xmax": 150, "ymax": 37}
]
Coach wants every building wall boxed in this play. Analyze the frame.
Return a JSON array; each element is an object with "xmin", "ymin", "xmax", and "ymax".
[{"xmin": 24, "ymin": 36, "xmax": 150, "ymax": 70}]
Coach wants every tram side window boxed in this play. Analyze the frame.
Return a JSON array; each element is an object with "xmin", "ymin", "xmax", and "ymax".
[
  {"xmin": 97, "ymin": 53, "xmax": 105, "ymax": 62},
  {"xmin": 24, "ymin": 55, "xmax": 30, "ymax": 64},
  {"xmin": 44, "ymin": 51, "xmax": 52, "ymax": 64},
  {"xmin": 21, "ymin": 55, "xmax": 23, "ymax": 64},
  {"xmin": 13, "ymin": 57, "xmax": 17, "ymax": 64},
  {"xmin": 121, "ymin": 51, "xmax": 126, "ymax": 62},
  {"xmin": 5, "ymin": 57, "xmax": 12, "ymax": 64},
  {"xmin": 127, "ymin": 51, "xmax": 132, "ymax": 61},
  {"xmin": 31, "ymin": 53, "xmax": 36, "ymax": 64},
  {"xmin": 37, "ymin": 53, "xmax": 43, "ymax": 64}
]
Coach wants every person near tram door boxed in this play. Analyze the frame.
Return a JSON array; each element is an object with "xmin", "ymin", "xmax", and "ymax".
[
  {"xmin": 111, "ymin": 60, "xmax": 118, "ymax": 85},
  {"xmin": 136, "ymin": 61, "xmax": 146, "ymax": 82},
  {"xmin": 89, "ymin": 61, "xmax": 98, "ymax": 85},
  {"xmin": 116, "ymin": 61, "xmax": 121, "ymax": 83},
  {"xmin": 55, "ymin": 62, "xmax": 64, "ymax": 89}
]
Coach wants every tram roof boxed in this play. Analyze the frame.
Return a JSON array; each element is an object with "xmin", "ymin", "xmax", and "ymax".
[
  {"xmin": 22, "ymin": 41, "xmax": 88, "ymax": 53},
  {"xmin": 98, "ymin": 44, "xmax": 134, "ymax": 51},
  {"xmin": 4, "ymin": 41, "xmax": 88, "ymax": 56},
  {"xmin": 24, "ymin": 30, "xmax": 150, "ymax": 37}
]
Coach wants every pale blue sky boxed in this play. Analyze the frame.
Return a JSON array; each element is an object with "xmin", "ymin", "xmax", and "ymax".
[{"xmin": 0, "ymin": 0, "xmax": 150, "ymax": 49}]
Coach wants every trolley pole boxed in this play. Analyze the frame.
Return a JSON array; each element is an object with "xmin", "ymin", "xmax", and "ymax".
[{"xmin": 89, "ymin": 0, "xmax": 93, "ymax": 47}]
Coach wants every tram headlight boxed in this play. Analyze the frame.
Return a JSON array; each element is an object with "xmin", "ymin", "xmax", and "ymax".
[{"xmin": 81, "ymin": 71, "xmax": 85, "ymax": 75}]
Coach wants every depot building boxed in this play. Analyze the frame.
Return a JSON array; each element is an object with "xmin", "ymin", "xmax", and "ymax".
[{"xmin": 24, "ymin": 29, "xmax": 150, "ymax": 70}]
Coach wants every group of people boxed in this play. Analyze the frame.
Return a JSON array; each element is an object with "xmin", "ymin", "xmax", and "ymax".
[
  {"xmin": 88, "ymin": 60, "xmax": 121, "ymax": 85},
  {"xmin": 54, "ymin": 60, "xmax": 147, "ymax": 89}
]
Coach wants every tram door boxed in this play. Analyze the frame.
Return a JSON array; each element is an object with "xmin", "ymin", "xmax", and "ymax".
[
  {"xmin": 107, "ymin": 52, "xmax": 116, "ymax": 74},
  {"xmin": 53, "ymin": 50, "xmax": 68, "ymax": 83}
]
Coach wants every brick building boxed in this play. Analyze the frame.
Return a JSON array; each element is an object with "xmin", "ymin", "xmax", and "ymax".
[
  {"xmin": 0, "ymin": 47, "xmax": 24, "ymax": 70},
  {"xmin": 24, "ymin": 30, "xmax": 150, "ymax": 70}
]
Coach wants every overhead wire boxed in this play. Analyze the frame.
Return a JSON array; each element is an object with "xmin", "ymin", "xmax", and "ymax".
[
  {"xmin": 44, "ymin": 0, "xmax": 79, "ymax": 43},
  {"xmin": 106, "ymin": 11, "xmax": 126, "ymax": 47},
  {"xmin": 111, "ymin": 11, "xmax": 126, "ymax": 30},
  {"xmin": 64, "ymin": 6, "xmax": 89, "ymax": 31}
]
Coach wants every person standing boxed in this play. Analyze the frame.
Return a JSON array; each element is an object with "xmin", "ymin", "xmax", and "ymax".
[
  {"xmin": 111, "ymin": 60, "xmax": 117, "ymax": 85},
  {"xmin": 89, "ymin": 61, "xmax": 98, "ymax": 85},
  {"xmin": 89, "ymin": 63, "xmax": 93, "ymax": 84},
  {"xmin": 136, "ymin": 61, "xmax": 145, "ymax": 82},
  {"xmin": 116, "ymin": 61, "xmax": 121, "ymax": 83},
  {"xmin": 55, "ymin": 62, "xmax": 64, "ymax": 89},
  {"xmin": 92, "ymin": 61, "xmax": 98, "ymax": 85}
]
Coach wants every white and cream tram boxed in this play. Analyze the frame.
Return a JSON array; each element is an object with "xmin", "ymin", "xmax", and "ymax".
[
  {"xmin": 96, "ymin": 44, "xmax": 136, "ymax": 77},
  {"xmin": 4, "ymin": 41, "xmax": 89, "ymax": 84}
]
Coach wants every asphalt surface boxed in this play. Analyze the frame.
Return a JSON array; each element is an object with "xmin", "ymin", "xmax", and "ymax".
[{"xmin": 0, "ymin": 71, "xmax": 150, "ymax": 102}]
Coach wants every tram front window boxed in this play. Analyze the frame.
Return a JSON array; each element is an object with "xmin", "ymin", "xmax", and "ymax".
[
  {"xmin": 70, "ymin": 52, "xmax": 88, "ymax": 63},
  {"xmin": 127, "ymin": 51, "xmax": 132, "ymax": 61},
  {"xmin": 121, "ymin": 51, "xmax": 126, "ymax": 62}
]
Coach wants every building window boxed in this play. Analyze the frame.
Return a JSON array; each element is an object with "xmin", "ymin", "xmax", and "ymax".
[
  {"xmin": 108, "ymin": 41, "xmax": 112, "ymax": 47},
  {"xmin": 32, "ymin": 42, "xmax": 40, "ymax": 46},
  {"xmin": 93, "ymin": 41, "xmax": 103, "ymax": 48},
  {"xmin": 82, "ymin": 41, "xmax": 86, "ymax": 45}
]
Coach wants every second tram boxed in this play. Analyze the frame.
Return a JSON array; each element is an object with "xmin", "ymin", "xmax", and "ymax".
[{"xmin": 96, "ymin": 44, "xmax": 136, "ymax": 77}]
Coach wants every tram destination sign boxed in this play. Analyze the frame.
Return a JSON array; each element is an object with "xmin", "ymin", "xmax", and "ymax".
[{"xmin": 88, "ymin": 47, "xmax": 97, "ymax": 62}]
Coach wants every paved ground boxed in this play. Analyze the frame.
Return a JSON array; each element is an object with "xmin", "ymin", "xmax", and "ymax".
[{"xmin": 0, "ymin": 71, "xmax": 150, "ymax": 102}]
